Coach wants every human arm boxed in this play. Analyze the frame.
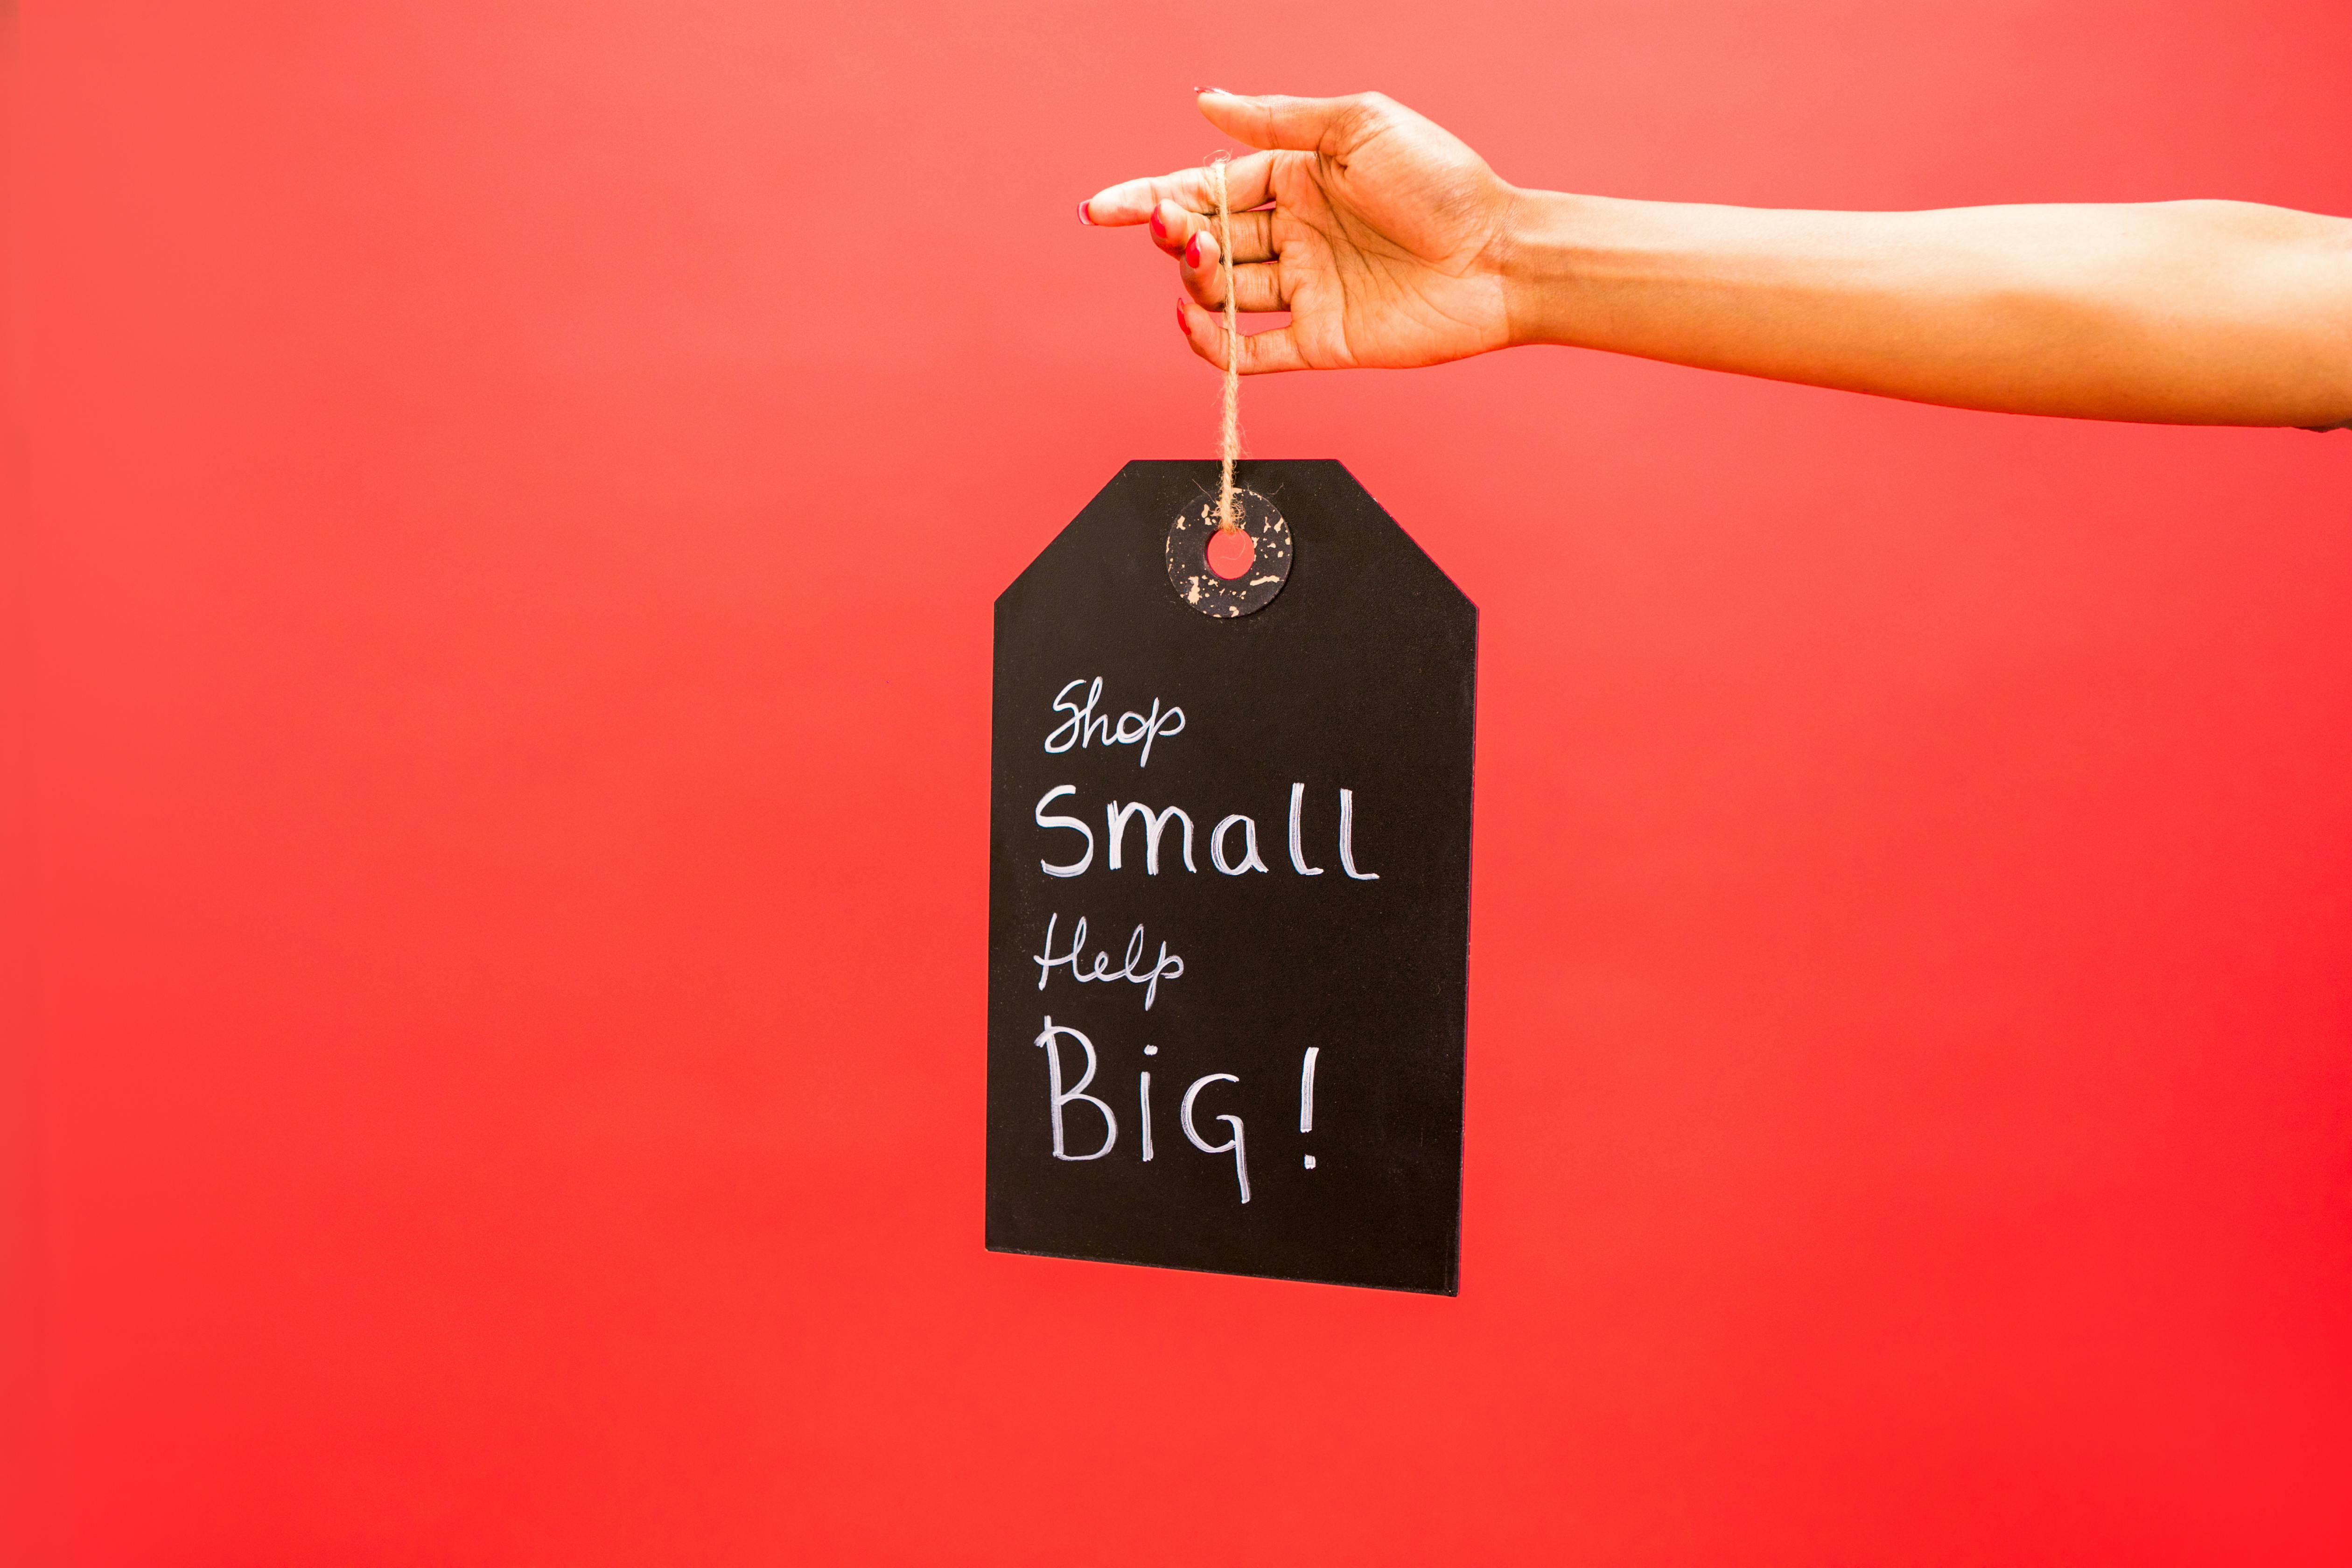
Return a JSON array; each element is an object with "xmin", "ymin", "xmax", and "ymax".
[{"xmin": 1079, "ymin": 91, "xmax": 2352, "ymax": 428}]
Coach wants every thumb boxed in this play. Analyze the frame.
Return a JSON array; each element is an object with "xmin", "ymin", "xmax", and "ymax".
[{"xmin": 1196, "ymin": 90, "xmax": 1377, "ymax": 154}]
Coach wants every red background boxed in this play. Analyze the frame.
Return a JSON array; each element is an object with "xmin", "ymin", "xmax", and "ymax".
[{"xmin": 10, "ymin": 2, "xmax": 2352, "ymax": 1562}]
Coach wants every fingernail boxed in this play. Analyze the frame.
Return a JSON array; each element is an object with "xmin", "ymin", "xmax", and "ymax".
[
  {"xmin": 1077, "ymin": 200, "xmax": 1092, "ymax": 224},
  {"xmin": 1149, "ymin": 206, "xmax": 1166, "ymax": 238},
  {"xmin": 1184, "ymin": 234, "xmax": 1203, "ymax": 267},
  {"xmin": 1175, "ymin": 300, "xmax": 1188, "ymax": 332},
  {"xmin": 1195, "ymin": 86, "xmax": 1230, "ymax": 95}
]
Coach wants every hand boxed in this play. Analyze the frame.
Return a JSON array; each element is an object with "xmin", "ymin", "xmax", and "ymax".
[{"xmin": 1081, "ymin": 91, "xmax": 1520, "ymax": 374}]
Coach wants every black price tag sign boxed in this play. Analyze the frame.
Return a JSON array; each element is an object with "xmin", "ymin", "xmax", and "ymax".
[{"xmin": 987, "ymin": 461, "xmax": 1477, "ymax": 1294}]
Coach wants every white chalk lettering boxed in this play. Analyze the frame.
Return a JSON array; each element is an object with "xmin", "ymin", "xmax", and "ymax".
[
  {"xmin": 1210, "ymin": 813, "xmax": 1269, "ymax": 875},
  {"xmin": 1043, "ymin": 678, "xmax": 1184, "ymax": 768},
  {"xmin": 1180, "ymin": 1072, "xmax": 1250, "ymax": 1204},
  {"xmin": 1043, "ymin": 787, "xmax": 1389, "ymax": 882},
  {"xmin": 1035, "ymin": 785, "xmax": 1094, "ymax": 878},
  {"xmin": 1139, "ymin": 1069, "xmax": 1155, "ymax": 1161},
  {"xmin": 1288, "ymin": 783, "xmax": 1325, "ymax": 877},
  {"xmin": 1035, "ymin": 1016, "xmax": 1116, "ymax": 1160},
  {"xmin": 1032, "ymin": 913, "xmax": 1184, "ymax": 1010},
  {"xmin": 1338, "ymin": 789, "xmax": 1379, "ymax": 880},
  {"xmin": 1106, "ymin": 800, "xmax": 1197, "ymax": 874}
]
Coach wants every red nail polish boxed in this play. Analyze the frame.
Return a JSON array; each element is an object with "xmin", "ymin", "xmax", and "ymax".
[
  {"xmin": 1175, "ymin": 301, "xmax": 1188, "ymax": 332},
  {"xmin": 1077, "ymin": 200, "xmax": 1092, "ymax": 224},
  {"xmin": 1185, "ymin": 235, "xmax": 1202, "ymax": 267},
  {"xmin": 1149, "ymin": 207, "xmax": 1166, "ymax": 238}
]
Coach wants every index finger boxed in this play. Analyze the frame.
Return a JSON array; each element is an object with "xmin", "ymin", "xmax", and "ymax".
[{"xmin": 1080, "ymin": 151, "xmax": 1276, "ymax": 226}]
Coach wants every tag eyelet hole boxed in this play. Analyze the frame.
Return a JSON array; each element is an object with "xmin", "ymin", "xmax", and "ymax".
[
  {"xmin": 1206, "ymin": 528, "xmax": 1256, "ymax": 580},
  {"xmin": 1165, "ymin": 489, "xmax": 1290, "ymax": 618}
]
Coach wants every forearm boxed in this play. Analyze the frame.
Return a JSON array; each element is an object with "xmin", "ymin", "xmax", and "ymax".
[{"xmin": 1501, "ymin": 193, "xmax": 2352, "ymax": 427}]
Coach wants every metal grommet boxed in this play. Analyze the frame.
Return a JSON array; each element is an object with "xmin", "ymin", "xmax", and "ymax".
[{"xmin": 1166, "ymin": 490, "xmax": 1291, "ymax": 618}]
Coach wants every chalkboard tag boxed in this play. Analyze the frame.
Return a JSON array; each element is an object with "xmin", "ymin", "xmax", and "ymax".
[{"xmin": 987, "ymin": 460, "xmax": 1477, "ymax": 1295}]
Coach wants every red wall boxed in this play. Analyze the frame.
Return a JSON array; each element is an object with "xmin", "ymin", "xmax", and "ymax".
[{"xmin": 18, "ymin": 3, "xmax": 2352, "ymax": 1562}]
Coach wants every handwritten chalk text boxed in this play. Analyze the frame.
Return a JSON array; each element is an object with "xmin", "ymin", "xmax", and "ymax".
[
  {"xmin": 1034, "ymin": 784, "xmax": 1379, "ymax": 881},
  {"xmin": 1044, "ymin": 678, "xmax": 1185, "ymax": 768},
  {"xmin": 1036, "ymin": 1015, "xmax": 1251, "ymax": 1204},
  {"xmin": 1033, "ymin": 914, "xmax": 1185, "ymax": 1011}
]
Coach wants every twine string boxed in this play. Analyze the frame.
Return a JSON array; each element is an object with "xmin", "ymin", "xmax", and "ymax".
[{"xmin": 1209, "ymin": 155, "xmax": 1241, "ymax": 533}]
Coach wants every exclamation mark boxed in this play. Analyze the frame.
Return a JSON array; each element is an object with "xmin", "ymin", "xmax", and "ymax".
[{"xmin": 1299, "ymin": 1046, "xmax": 1320, "ymax": 1169}]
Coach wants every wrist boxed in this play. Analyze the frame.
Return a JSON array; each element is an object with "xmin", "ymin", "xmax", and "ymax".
[{"xmin": 1497, "ymin": 188, "xmax": 1593, "ymax": 349}]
